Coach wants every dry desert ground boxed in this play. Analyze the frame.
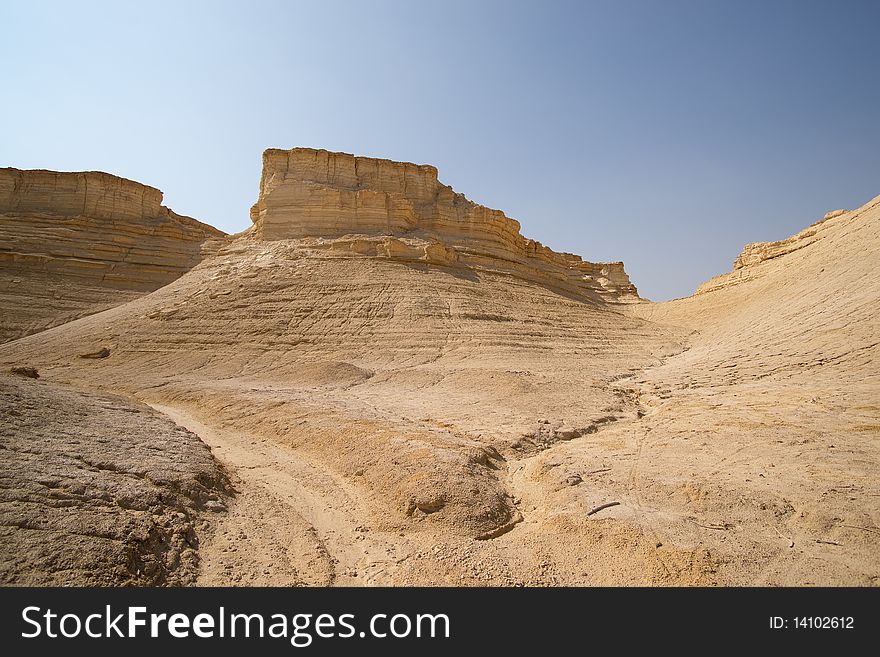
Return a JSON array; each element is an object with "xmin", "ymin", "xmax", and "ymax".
[{"xmin": 1, "ymin": 149, "xmax": 878, "ymax": 586}]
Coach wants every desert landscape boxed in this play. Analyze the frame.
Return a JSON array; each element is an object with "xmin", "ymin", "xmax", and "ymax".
[{"xmin": 1, "ymin": 147, "xmax": 877, "ymax": 586}]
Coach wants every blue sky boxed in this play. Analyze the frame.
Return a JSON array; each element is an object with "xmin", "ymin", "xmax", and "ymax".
[{"xmin": 3, "ymin": 0, "xmax": 878, "ymax": 300}]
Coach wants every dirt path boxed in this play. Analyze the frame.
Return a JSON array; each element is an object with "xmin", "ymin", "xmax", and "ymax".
[{"xmin": 149, "ymin": 404, "xmax": 412, "ymax": 586}]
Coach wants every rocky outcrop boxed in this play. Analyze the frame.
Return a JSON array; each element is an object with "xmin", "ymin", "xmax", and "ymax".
[
  {"xmin": 694, "ymin": 203, "xmax": 867, "ymax": 295},
  {"xmin": 0, "ymin": 374, "xmax": 230, "ymax": 585},
  {"xmin": 0, "ymin": 168, "xmax": 225, "ymax": 342},
  {"xmin": 249, "ymin": 148, "xmax": 640, "ymax": 303}
]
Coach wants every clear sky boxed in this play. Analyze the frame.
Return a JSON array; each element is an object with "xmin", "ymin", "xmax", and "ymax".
[{"xmin": 3, "ymin": 0, "xmax": 878, "ymax": 300}]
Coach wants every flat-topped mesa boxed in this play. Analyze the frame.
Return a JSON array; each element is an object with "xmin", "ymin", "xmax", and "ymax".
[
  {"xmin": 0, "ymin": 168, "xmax": 226, "ymax": 341},
  {"xmin": 0, "ymin": 168, "xmax": 224, "ymax": 283},
  {"xmin": 0, "ymin": 168, "xmax": 167, "ymax": 222},
  {"xmin": 248, "ymin": 147, "xmax": 640, "ymax": 303},
  {"xmin": 0, "ymin": 168, "xmax": 222, "ymax": 234}
]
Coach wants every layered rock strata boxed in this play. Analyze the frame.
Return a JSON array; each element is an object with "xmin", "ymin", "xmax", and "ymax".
[
  {"xmin": 249, "ymin": 148, "xmax": 639, "ymax": 303},
  {"xmin": 694, "ymin": 204, "xmax": 863, "ymax": 295},
  {"xmin": 0, "ymin": 168, "xmax": 225, "ymax": 341},
  {"xmin": 1, "ymin": 158, "xmax": 877, "ymax": 585}
]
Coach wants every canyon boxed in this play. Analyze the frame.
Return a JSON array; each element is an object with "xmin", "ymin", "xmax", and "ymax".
[{"xmin": 0, "ymin": 149, "xmax": 877, "ymax": 586}]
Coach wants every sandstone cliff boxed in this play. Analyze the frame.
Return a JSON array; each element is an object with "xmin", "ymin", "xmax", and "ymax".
[
  {"xmin": 0, "ymin": 168, "xmax": 225, "ymax": 341},
  {"xmin": 249, "ymin": 148, "xmax": 639, "ymax": 303},
  {"xmin": 693, "ymin": 205, "xmax": 862, "ymax": 295}
]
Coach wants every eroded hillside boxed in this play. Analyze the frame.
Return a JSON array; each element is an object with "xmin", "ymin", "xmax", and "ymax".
[
  {"xmin": 0, "ymin": 168, "xmax": 225, "ymax": 342},
  {"xmin": 0, "ymin": 372, "xmax": 230, "ymax": 585},
  {"xmin": 1, "ymin": 150, "xmax": 876, "ymax": 586}
]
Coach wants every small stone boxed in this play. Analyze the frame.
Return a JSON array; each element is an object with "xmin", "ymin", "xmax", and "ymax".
[{"xmin": 78, "ymin": 347, "xmax": 111, "ymax": 359}]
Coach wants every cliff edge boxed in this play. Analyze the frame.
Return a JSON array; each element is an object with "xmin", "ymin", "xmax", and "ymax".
[
  {"xmin": 0, "ymin": 168, "xmax": 225, "ymax": 342},
  {"xmin": 693, "ymin": 203, "xmax": 875, "ymax": 295},
  {"xmin": 248, "ymin": 148, "xmax": 640, "ymax": 303}
]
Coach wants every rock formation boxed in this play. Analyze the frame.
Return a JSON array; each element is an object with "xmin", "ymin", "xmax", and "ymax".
[
  {"xmin": 0, "ymin": 152, "xmax": 667, "ymax": 583},
  {"xmin": 249, "ymin": 148, "xmax": 639, "ymax": 303},
  {"xmin": 0, "ymin": 150, "xmax": 876, "ymax": 587},
  {"xmin": 693, "ymin": 204, "xmax": 862, "ymax": 295},
  {"xmin": 0, "ymin": 168, "xmax": 225, "ymax": 342},
  {"xmin": 0, "ymin": 373, "xmax": 230, "ymax": 585}
]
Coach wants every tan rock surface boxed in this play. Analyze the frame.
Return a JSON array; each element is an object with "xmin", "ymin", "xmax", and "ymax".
[
  {"xmin": 623, "ymin": 195, "xmax": 880, "ymax": 584},
  {"xmin": 0, "ymin": 373, "xmax": 230, "ymax": 585},
  {"xmin": 692, "ymin": 205, "xmax": 862, "ymax": 296},
  {"xmin": 0, "ymin": 168, "xmax": 225, "ymax": 342},
  {"xmin": 250, "ymin": 148, "xmax": 640, "ymax": 303},
  {"xmin": 0, "ymin": 151, "xmax": 876, "ymax": 586}
]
